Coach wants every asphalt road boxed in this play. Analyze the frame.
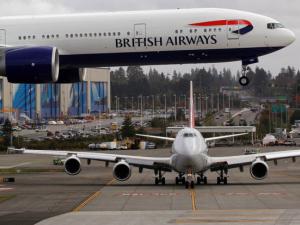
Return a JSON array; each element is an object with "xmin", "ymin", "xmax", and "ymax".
[{"xmin": 1, "ymin": 146, "xmax": 300, "ymax": 225}]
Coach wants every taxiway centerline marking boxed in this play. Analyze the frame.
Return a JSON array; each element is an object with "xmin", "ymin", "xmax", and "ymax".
[
  {"xmin": 73, "ymin": 191, "xmax": 101, "ymax": 212},
  {"xmin": 190, "ymin": 189, "xmax": 197, "ymax": 211},
  {"xmin": 72, "ymin": 178, "xmax": 114, "ymax": 212}
]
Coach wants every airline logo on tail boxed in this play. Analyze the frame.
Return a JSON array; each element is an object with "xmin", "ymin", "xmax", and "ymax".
[{"xmin": 189, "ymin": 19, "xmax": 254, "ymax": 35}]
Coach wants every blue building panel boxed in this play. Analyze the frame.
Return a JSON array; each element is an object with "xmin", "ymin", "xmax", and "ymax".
[
  {"xmin": 90, "ymin": 82, "xmax": 108, "ymax": 114},
  {"xmin": 41, "ymin": 84, "xmax": 60, "ymax": 119},
  {"xmin": 0, "ymin": 80, "xmax": 3, "ymax": 111},
  {"xmin": 13, "ymin": 84, "xmax": 36, "ymax": 120},
  {"xmin": 68, "ymin": 82, "xmax": 88, "ymax": 116}
]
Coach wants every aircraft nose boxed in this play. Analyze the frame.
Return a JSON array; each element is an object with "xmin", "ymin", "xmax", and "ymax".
[{"xmin": 286, "ymin": 29, "xmax": 296, "ymax": 45}]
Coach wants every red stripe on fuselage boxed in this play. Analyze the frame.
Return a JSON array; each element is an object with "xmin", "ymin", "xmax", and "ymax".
[{"xmin": 190, "ymin": 20, "xmax": 252, "ymax": 27}]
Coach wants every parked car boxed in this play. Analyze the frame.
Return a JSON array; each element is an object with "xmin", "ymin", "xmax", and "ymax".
[
  {"xmin": 146, "ymin": 142, "xmax": 156, "ymax": 149},
  {"xmin": 283, "ymin": 140, "xmax": 296, "ymax": 146},
  {"xmin": 262, "ymin": 134, "xmax": 277, "ymax": 146}
]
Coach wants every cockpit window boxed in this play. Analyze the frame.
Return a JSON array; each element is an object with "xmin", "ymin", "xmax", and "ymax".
[
  {"xmin": 267, "ymin": 23, "xmax": 285, "ymax": 29},
  {"xmin": 183, "ymin": 133, "xmax": 196, "ymax": 138}
]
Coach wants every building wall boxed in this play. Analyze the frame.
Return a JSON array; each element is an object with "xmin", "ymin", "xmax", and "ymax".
[{"xmin": 0, "ymin": 68, "xmax": 111, "ymax": 120}]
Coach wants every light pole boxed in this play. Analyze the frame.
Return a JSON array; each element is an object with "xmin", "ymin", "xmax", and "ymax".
[
  {"xmin": 198, "ymin": 94, "xmax": 201, "ymax": 119},
  {"xmin": 164, "ymin": 94, "xmax": 167, "ymax": 122},
  {"xmin": 140, "ymin": 95, "xmax": 143, "ymax": 126},
  {"xmin": 124, "ymin": 97, "xmax": 128, "ymax": 111},
  {"xmin": 174, "ymin": 94, "xmax": 177, "ymax": 121},
  {"xmin": 217, "ymin": 93, "xmax": 220, "ymax": 112},
  {"xmin": 152, "ymin": 95, "xmax": 155, "ymax": 118},
  {"xmin": 131, "ymin": 97, "xmax": 134, "ymax": 112},
  {"xmin": 183, "ymin": 95, "xmax": 187, "ymax": 118},
  {"xmin": 205, "ymin": 96, "xmax": 208, "ymax": 116},
  {"xmin": 114, "ymin": 96, "xmax": 118, "ymax": 115}
]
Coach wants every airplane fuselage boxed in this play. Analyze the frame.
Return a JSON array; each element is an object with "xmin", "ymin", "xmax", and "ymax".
[
  {"xmin": 0, "ymin": 8, "xmax": 295, "ymax": 69},
  {"xmin": 171, "ymin": 128, "xmax": 209, "ymax": 173}
]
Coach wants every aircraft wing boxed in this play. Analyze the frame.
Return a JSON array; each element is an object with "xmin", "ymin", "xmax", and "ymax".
[
  {"xmin": 204, "ymin": 133, "xmax": 248, "ymax": 143},
  {"xmin": 209, "ymin": 149, "xmax": 300, "ymax": 170},
  {"xmin": 8, "ymin": 148, "xmax": 172, "ymax": 171},
  {"xmin": 136, "ymin": 134, "xmax": 175, "ymax": 142}
]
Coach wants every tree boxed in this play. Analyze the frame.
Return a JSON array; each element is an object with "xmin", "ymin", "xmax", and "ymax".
[
  {"xmin": 2, "ymin": 119, "xmax": 12, "ymax": 146},
  {"xmin": 120, "ymin": 116, "xmax": 136, "ymax": 138}
]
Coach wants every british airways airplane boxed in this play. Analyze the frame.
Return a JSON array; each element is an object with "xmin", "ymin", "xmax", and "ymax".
[
  {"xmin": 10, "ymin": 81, "xmax": 300, "ymax": 189},
  {"xmin": 0, "ymin": 8, "xmax": 296, "ymax": 86}
]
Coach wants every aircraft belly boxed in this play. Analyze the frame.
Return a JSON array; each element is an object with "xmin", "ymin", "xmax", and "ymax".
[{"xmin": 172, "ymin": 154, "xmax": 208, "ymax": 173}]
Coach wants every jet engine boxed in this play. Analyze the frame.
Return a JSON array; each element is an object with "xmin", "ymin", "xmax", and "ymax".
[
  {"xmin": 1, "ymin": 47, "xmax": 59, "ymax": 83},
  {"xmin": 64, "ymin": 156, "xmax": 81, "ymax": 175},
  {"xmin": 56, "ymin": 68, "xmax": 87, "ymax": 83},
  {"xmin": 250, "ymin": 159, "xmax": 269, "ymax": 180},
  {"xmin": 113, "ymin": 161, "xmax": 131, "ymax": 181}
]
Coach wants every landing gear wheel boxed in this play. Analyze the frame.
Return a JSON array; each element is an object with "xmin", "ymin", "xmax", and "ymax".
[
  {"xmin": 223, "ymin": 177, "xmax": 228, "ymax": 185},
  {"xmin": 182, "ymin": 177, "xmax": 186, "ymax": 184},
  {"xmin": 175, "ymin": 177, "xmax": 179, "ymax": 185},
  {"xmin": 197, "ymin": 177, "xmax": 201, "ymax": 185},
  {"xmin": 203, "ymin": 177, "xmax": 208, "ymax": 184},
  {"xmin": 217, "ymin": 177, "xmax": 221, "ymax": 185},
  {"xmin": 161, "ymin": 177, "xmax": 166, "ymax": 185},
  {"xmin": 155, "ymin": 177, "xmax": 159, "ymax": 185},
  {"xmin": 190, "ymin": 181, "xmax": 195, "ymax": 189},
  {"xmin": 239, "ymin": 76, "xmax": 250, "ymax": 86},
  {"xmin": 185, "ymin": 181, "xmax": 190, "ymax": 189}
]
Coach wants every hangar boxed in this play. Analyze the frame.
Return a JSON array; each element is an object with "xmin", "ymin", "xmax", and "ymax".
[{"xmin": 0, "ymin": 68, "xmax": 111, "ymax": 121}]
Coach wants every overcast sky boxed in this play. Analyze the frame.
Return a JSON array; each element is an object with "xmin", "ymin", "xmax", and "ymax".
[{"xmin": 1, "ymin": 0, "xmax": 299, "ymax": 76}]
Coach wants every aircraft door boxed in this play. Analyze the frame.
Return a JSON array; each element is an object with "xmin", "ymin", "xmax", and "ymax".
[
  {"xmin": 227, "ymin": 20, "xmax": 240, "ymax": 48},
  {"xmin": 134, "ymin": 23, "xmax": 147, "ymax": 49},
  {"xmin": 0, "ymin": 30, "xmax": 6, "ymax": 47},
  {"xmin": 134, "ymin": 23, "xmax": 146, "ymax": 38}
]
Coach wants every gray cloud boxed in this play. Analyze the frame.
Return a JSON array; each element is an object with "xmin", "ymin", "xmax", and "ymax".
[{"xmin": 0, "ymin": 0, "xmax": 299, "ymax": 75}]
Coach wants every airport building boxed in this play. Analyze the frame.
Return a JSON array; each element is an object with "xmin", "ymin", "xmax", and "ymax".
[{"xmin": 0, "ymin": 68, "xmax": 111, "ymax": 121}]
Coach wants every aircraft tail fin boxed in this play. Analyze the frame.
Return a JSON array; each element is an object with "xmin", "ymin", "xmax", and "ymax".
[{"xmin": 189, "ymin": 81, "xmax": 195, "ymax": 128}]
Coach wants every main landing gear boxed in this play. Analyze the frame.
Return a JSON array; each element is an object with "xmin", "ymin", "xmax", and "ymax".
[
  {"xmin": 197, "ymin": 173, "xmax": 208, "ymax": 185},
  {"xmin": 175, "ymin": 173, "xmax": 185, "ymax": 185},
  {"xmin": 217, "ymin": 169, "xmax": 228, "ymax": 185},
  {"xmin": 239, "ymin": 65, "xmax": 250, "ymax": 86},
  {"xmin": 154, "ymin": 169, "xmax": 166, "ymax": 185}
]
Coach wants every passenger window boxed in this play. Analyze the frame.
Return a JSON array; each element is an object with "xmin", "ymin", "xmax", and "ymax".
[{"xmin": 118, "ymin": 32, "xmax": 121, "ymax": 36}]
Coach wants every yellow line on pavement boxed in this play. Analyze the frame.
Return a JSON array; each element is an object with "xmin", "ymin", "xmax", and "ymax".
[
  {"xmin": 73, "ymin": 178, "xmax": 115, "ymax": 212},
  {"xmin": 73, "ymin": 191, "xmax": 101, "ymax": 212},
  {"xmin": 190, "ymin": 189, "xmax": 197, "ymax": 211}
]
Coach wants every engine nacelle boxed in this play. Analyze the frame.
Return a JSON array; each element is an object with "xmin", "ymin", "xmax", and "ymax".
[
  {"xmin": 56, "ymin": 68, "xmax": 87, "ymax": 83},
  {"xmin": 64, "ymin": 156, "xmax": 81, "ymax": 176},
  {"xmin": 113, "ymin": 161, "xmax": 131, "ymax": 181},
  {"xmin": 1, "ymin": 47, "xmax": 59, "ymax": 83},
  {"xmin": 250, "ymin": 159, "xmax": 269, "ymax": 180}
]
